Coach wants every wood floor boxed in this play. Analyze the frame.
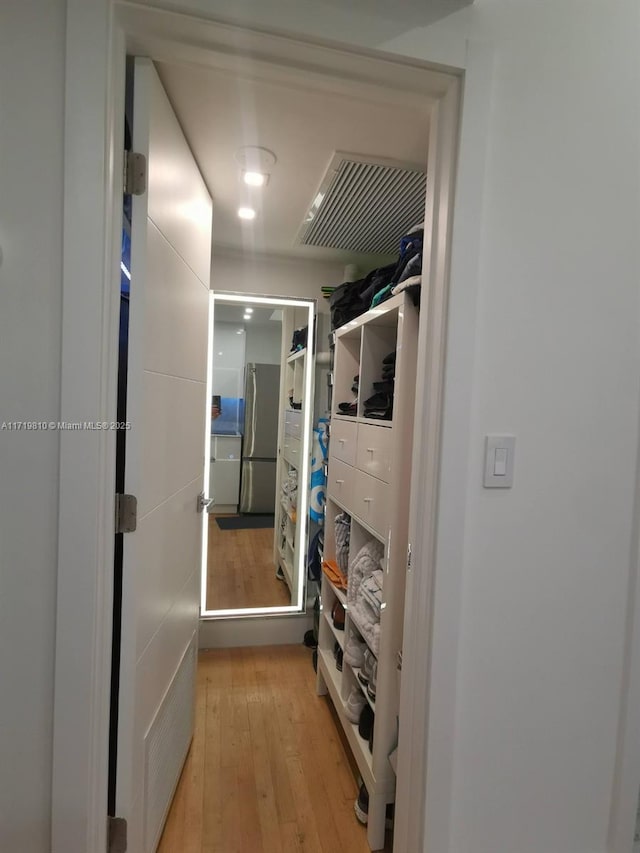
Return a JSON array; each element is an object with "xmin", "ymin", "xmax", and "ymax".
[
  {"xmin": 206, "ymin": 516, "xmax": 291, "ymax": 610},
  {"xmin": 157, "ymin": 646, "xmax": 393, "ymax": 853}
]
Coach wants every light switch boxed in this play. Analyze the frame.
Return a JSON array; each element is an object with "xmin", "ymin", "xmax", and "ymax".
[
  {"xmin": 494, "ymin": 447, "xmax": 508, "ymax": 476},
  {"xmin": 484, "ymin": 435, "xmax": 515, "ymax": 488}
]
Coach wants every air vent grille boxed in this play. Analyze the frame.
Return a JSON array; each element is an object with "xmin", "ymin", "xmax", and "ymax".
[{"xmin": 298, "ymin": 156, "xmax": 426, "ymax": 256}]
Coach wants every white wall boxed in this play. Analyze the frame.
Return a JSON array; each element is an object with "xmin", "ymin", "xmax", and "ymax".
[
  {"xmin": 383, "ymin": 3, "xmax": 640, "ymax": 852},
  {"xmin": 211, "ymin": 320, "xmax": 246, "ymax": 398},
  {"xmin": 244, "ymin": 322, "xmax": 282, "ymax": 364},
  {"xmin": 211, "ymin": 249, "xmax": 342, "ymax": 314},
  {"xmin": 0, "ymin": 2, "xmax": 65, "ymax": 850},
  {"xmin": 6, "ymin": 1, "xmax": 639, "ymax": 851}
]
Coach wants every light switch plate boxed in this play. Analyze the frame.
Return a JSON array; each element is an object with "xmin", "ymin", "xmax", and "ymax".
[{"xmin": 484, "ymin": 435, "xmax": 515, "ymax": 488}]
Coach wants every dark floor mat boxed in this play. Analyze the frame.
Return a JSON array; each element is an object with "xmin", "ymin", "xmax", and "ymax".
[{"xmin": 215, "ymin": 514, "xmax": 275, "ymax": 530}]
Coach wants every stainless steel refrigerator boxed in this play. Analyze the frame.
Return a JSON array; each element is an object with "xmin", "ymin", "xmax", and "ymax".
[{"xmin": 239, "ymin": 362, "xmax": 281, "ymax": 513}]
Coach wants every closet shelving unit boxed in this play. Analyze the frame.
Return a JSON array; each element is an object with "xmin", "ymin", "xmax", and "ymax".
[
  {"xmin": 274, "ymin": 346, "xmax": 308, "ymax": 599},
  {"xmin": 316, "ymin": 291, "xmax": 418, "ymax": 851}
]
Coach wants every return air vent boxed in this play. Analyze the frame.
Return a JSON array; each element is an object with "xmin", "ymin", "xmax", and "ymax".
[{"xmin": 297, "ymin": 153, "xmax": 426, "ymax": 256}]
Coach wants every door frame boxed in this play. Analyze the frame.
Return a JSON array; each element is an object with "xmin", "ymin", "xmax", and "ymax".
[{"xmin": 53, "ymin": 4, "xmax": 477, "ymax": 852}]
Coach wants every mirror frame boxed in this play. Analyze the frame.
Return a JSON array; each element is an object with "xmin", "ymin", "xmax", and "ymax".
[{"xmin": 201, "ymin": 290, "xmax": 317, "ymax": 618}]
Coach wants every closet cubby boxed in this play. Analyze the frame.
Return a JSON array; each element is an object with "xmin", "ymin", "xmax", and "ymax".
[
  {"xmin": 331, "ymin": 327, "xmax": 361, "ymax": 420},
  {"xmin": 317, "ymin": 291, "xmax": 419, "ymax": 851}
]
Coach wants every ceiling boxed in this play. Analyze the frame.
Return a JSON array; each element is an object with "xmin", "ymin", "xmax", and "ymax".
[
  {"xmin": 214, "ymin": 304, "xmax": 280, "ymax": 326},
  {"xmin": 156, "ymin": 60, "xmax": 431, "ymax": 267},
  {"xmin": 317, "ymin": 0, "xmax": 473, "ymax": 29}
]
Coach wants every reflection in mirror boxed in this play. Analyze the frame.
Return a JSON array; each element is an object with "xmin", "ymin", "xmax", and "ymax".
[{"xmin": 202, "ymin": 293, "xmax": 316, "ymax": 617}]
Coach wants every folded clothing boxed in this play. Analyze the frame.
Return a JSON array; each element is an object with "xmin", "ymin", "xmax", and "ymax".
[
  {"xmin": 347, "ymin": 539, "xmax": 385, "ymax": 654},
  {"xmin": 322, "ymin": 559, "xmax": 347, "ymax": 590},
  {"xmin": 334, "ymin": 511, "xmax": 351, "ymax": 574},
  {"xmin": 360, "ymin": 570, "xmax": 383, "ymax": 616}
]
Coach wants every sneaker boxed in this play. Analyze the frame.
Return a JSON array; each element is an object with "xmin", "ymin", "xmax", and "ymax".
[
  {"xmin": 343, "ymin": 635, "xmax": 366, "ymax": 668},
  {"xmin": 345, "ymin": 688, "xmax": 366, "ymax": 723},
  {"xmin": 357, "ymin": 649, "xmax": 375, "ymax": 688},
  {"xmin": 354, "ymin": 783, "xmax": 369, "ymax": 825},
  {"xmin": 367, "ymin": 658, "xmax": 377, "ymax": 702},
  {"xmin": 333, "ymin": 642, "xmax": 343, "ymax": 672},
  {"xmin": 353, "ymin": 783, "xmax": 395, "ymax": 829}
]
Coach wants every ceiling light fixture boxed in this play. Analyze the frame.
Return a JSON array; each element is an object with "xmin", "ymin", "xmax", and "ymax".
[
  {"xmin": 245, "ymin": 307, "xmax": 254, "ymax": 314},
  {"xmin": 243, "ymin": 171, "xmax": 268, "ymax": 187},
  {"xmin": 238, "ymin": 207, "xmax": 256, "ymax": 221},
  {"xmin": 243, "ymin": 314, "xmax": 251, "ymax": 320}
]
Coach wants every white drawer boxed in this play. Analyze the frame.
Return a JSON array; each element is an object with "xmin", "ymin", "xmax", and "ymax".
[
  {"xmin": 283, "ymin": 435, "xmax": 301, "ymax": 467},
  {"xmin": 212, "ymin": 434, "xmax": 242, "ymax": 460},
  {"xmin": 331, "ymin": 418, "xmax": 357, "ymax": 467},
  {"xmin": 285, "ymin": 409, "xmax": 302, "ymax": 438},
  {"xmin": 353, "ymin": 469, "xmax": 389, "ymax": 538},
  {"xmin": 327, "ymin": 457, "xmax": 354, "ymax": 509},
  {"xmin": 356, "ymin": 423, "xmax": 392, "ymax": 483}
]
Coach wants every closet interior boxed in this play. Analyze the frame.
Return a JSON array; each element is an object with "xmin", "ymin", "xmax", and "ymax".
[{"xmin": 152, "ymin": 45, "xmax": 432, "ymax": 852}]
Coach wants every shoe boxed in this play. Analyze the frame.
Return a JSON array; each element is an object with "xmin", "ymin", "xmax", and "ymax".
[
  {"xmin": 382, "ymin": 351, "xmax": 396, "ymax": 365},
  {"xmin": 358, "ymin": 705, "xmax": 374, "ymax": 740},
  {"xmin": 353, "ymin": 783, "xmax": 395, "ymax": 828},
  {"xmin": 333, "ymin": 641, "xmax": 343, "ymax": 672},
  {"xmin": 357, "ymin": 649, "xmax": 375, "ymax": 688},
  {"xmin": 332, "ymin": 601, "xmax": 345, "ymax": 630},
  {"xmin": 363, "ymin": 392, "xmax": 392, "ymax": 410},
  {"xmin": 354, "ymin": 783, "xmax": 369, "ymax": 825},
  {"xmin": 345, "ymin": 688, "xmax": 366, "ymax": 723},
  {"xmin": 343, "ymin": 635, "xmax": 366, "ymax": 668},
  {"xmin": 367, "ymin": 658, "xmax": 377, "ymax": 702}
]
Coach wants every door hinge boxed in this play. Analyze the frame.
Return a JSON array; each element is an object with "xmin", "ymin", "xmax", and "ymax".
[
  {"xmin": 407, "ymin": 542, "xmax": 412, "ymax": 571},
  {"xmin": 124, "ymin": 150, "xmax": 146, "ymax": 195},
  {"xmin": 115, "ymin": 493, "xmax": 137, "ymax": 533},
  {"xmin": 107, "ymin": 816, "xmax": 127, "ymax": 853}
]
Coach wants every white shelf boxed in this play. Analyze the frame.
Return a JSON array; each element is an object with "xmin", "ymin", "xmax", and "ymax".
[
  {"xmin": 349, "ymin": 664, "xmax": 376, "ymax": 711},
  {"xmin": 277, "ymin": 545, "xmax": 293, "ymax": 591},
  {"xmin": 318, "ymin": 290, "xmax": 419, "ymax": 851},
  {"xmin": 287, "ymin": 347, "xmax": 306, "ymax": 363},
  {"xmin": 323, "ymin": 610, "xmax": 345, "ymax": 650},
  {"xmin": 324, "ymin": 575, "xmax": 347, "ymax": 607},
  {"xmin": 317, "ymin": 649, "xmax": 375, "ymax": 792}
]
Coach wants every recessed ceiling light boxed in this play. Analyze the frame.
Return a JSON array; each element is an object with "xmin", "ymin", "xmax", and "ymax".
[
  {"xmin": 243, "ymin": 314, "xmax": 251, "ymax": 320},
  {"xmin": 243, "ymin": 171, "xmax": 268, "ymax": 187},
  {"xmin": 236, "ymin": 329, "xmax": 244, "ymax": 335},
  {"xmin": 238, "ymin": 207, "xmax": 256, "ymax": 221},
  {"xmin": 245, "ymin": 307, "xmax": 254, "ymax": 314}
]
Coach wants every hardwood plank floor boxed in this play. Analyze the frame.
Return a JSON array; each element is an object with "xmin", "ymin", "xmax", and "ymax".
[
  {"xmin": 158, "ymin": 647, "xmax": 393, "ymax": 853},
  {"xmin": 206, "ymin": 516, "xmax": 291, "ymax": 610}
]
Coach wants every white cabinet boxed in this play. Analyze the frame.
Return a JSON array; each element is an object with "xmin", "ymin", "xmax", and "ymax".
[
  {"xmin": 316, "ymin": 291, "xmax": 418, "ymax": 851},
  {"xmin": 210, "ymin": 435, "xmax": 241, "ymax": 510}
]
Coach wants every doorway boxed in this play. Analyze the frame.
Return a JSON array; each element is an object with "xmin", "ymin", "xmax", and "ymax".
[{"xmin": 53, "ymin": 8, "xmax": 462, "ymax": 853}]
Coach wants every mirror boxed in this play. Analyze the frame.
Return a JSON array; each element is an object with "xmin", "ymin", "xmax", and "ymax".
[{"xmin": 202, "ymin": 292, "xmax": 316, "ymax": 617}]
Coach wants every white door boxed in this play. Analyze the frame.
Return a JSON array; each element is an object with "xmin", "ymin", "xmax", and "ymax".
[{"xmin": 116, "ymin": 58, "xmax": 212, "ymax": 852}]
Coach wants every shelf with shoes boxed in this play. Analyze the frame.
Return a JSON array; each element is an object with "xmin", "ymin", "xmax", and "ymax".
[{"xmin": 316, "ymin": 290, "xmax": 418, "ymax": 852}]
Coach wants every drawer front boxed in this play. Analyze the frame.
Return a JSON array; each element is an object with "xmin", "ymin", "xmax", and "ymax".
[
  {"xmin": 331, "ymin": 418, "xmax": 358, "ymax": 467},
  {"xmin": 356, "ymin": 423, "xmax": 392, "ymax": 483},
  {"xmin": 353, "ymin": 469, "xmax": 389, "ymax": 538},
  {"xmin": 212, "ymin": 434, "xmax": 242, "ymax": 460},
  {"xmin": 327, "ymin": 457, "xmax": 354, "ymax": 509},
  {"xmin": 283, "ymin": 435, "xmax": 301, "ymax": 467},
  {"xmin": 285, "ymin": 409, "xmax": 302, "ymax": 438}
]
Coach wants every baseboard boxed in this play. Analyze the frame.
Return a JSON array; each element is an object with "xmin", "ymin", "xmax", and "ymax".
[{"xmin": 199, "ymin": 612, "xmax": 313, "ymax": 648}]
